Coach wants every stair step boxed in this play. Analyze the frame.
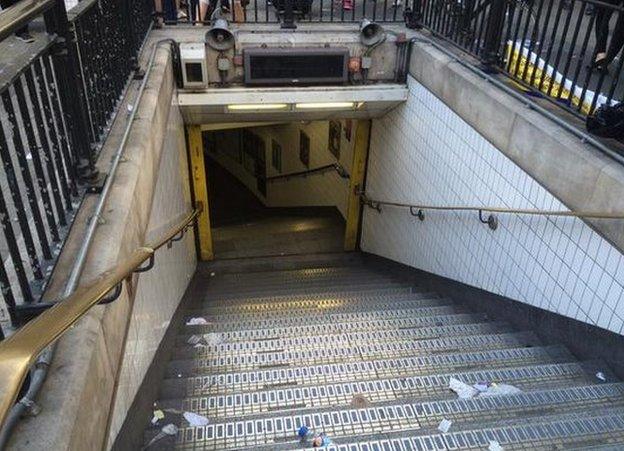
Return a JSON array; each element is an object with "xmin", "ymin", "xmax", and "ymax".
[
  {"xmin": 212, "ymin": 266, "xmax": 392, "ymax": 281},
  {"xmin": 178, "ymin": 311, "xmax": 483, "ymax": 342},
  {"xmin": 189, "ymin": 289, "xmax": 424, "ymax": 314},
  {"xmin": 308, "ymin": 409, "xmax": 624, "ymax": 451},
  {"xmin": 199, "ymin": 280, "xmax": 414, "ymax": 299},
  {"xmin": 184, "ymin": 294, "xmax": 450, "ymax": 322},
  {"xmin": 173, "ymin": 316, "xmax": 499, "ymax": 349},
  {"xmin": 164, "ymin": 345, "xmax": 572, "ymax": 387},
  {"xmin": 165, "ymin": 332, "xmax": 541, "ymax": 376},
  {"xmin": 150, "ymin": 384, "xmax": 624, "ymax": 450},
  {"xmin": 158, "ymin": 362, "xmax": 600, "ymax": 420},
  {"xmin": 204, "ymin": 273, "xmax": 399, "ymax": 292}
]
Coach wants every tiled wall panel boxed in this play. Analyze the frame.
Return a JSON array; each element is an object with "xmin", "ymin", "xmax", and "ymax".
[{"xmin": 362, "ymin": 77, "xmax": 624, "ymax": 335}]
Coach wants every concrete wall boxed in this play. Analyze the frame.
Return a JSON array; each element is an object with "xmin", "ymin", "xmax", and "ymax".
[
  {"xmin": 8, "ymin": 44, "xmax": 197, "ymax": 450},
  {"xmin": 105, "ymin": 93, "xmax": 196, "ymax": 446},
  {"xmin": 362, "ymin": 76, "xmax": 624, "ymax": 335},
  {"xmin": 207, "ymin": 120, "xmax": 355, "ymax": 217}
]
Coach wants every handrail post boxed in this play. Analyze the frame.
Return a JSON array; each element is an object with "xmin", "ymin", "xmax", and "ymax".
[
  {"xmin": 44, "ymin": 0, "xmax": 94, "ymax": 176},
  {"xmin": 480, "ymin": 0, "xmax": 506, "ymax": 72}
]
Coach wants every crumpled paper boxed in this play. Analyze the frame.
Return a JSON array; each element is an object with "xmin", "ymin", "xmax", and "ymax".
[
  {"xmin": 449, "ymin": 377, "xmax": 522, "ymax": 399},
  {"xmin": 183, "ymin": 411, "xmax": 210, "ymax": 427}
]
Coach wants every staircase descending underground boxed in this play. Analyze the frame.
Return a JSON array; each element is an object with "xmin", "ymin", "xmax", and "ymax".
[{"xmin": 143, "ymin": 253, "xmax": 624, "ymax": 450}]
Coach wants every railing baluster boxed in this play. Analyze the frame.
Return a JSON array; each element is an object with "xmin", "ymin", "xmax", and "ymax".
[
  {"xmin": 34, "ymin": 60, "xmax": 73, "ymax": 212},
  {"xmin": 24, "ymin": 65, "xmax": 67, "ymax": 229},
  {"xmin": 41, "ymin": 55, "xmax": 78, "ymax": 196},
  {"xmin": 14, "ymin": 76, "xmax": 60, "ymax": 244},
  {"xmin": 0, "ymin": 104, "xmax": 43, "ymax": 281},
  {"xmin": 0, "ymin": 250, "xmax": 17, "ymax": 326},
  {"xmin": 1, "ymin": 87, "xmax": 53, "ymax": 261},
  {"xmin": 0, "ymin": 184, "xmax": 33, "ymax": 304}
]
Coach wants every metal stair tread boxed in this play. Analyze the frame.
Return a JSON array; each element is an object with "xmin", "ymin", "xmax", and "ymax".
[{"xmin": 145, "ymin": 384, "xmax": 624, "ymax": 450}]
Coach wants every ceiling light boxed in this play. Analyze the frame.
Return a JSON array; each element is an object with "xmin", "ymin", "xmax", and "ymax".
[
  {"xmin": 227, "ymin": 104, "xmax": 289, "ymax": 111},
  {"xmin": 295, "ymin": 102, "xmax": 356, "ymax": 110}
]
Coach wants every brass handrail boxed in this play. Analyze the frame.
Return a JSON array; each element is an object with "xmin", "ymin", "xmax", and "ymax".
[
  {"xmin": 0, "ymin": 205, "xmax": 200, "ymax": 429},
  {"xmin": 360, "ymin": 193, "xmax": 624, "ymax": 220}
]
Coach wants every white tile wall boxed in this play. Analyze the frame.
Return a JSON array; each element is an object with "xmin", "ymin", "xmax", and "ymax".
[
  {"xmin": 107, "ymin": 102, "xmax": 196, "ymax": 443},
  {"xmin": 362, "ymin": 77, "xmax": 624, "ymax": 335}
]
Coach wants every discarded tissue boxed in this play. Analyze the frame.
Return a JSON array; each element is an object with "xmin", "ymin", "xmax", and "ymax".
[
  {"xmin": 448, "ymin": 377, "xmax": 479, "ymax": 399},
  {"xmin": 183, "ymin": 411, "xmax": 209, "ymax": 427},
  {"xmin": 187, "ymin": 333, "xmax": 224, "ymax": 346},
  {"xmin": 488, "ymin": 440, "xmax": 504, "ymax": 451},
  {"xmin": 186, "ymin": 317, "xmax": 209, "ymax": 326},
  {"xmin": 449, "ymin": 377, "xmax": 521, "ymax": 399},
  {"xmin": 437, "ymin": 418, "xmax": 452, "ymax": 433}
]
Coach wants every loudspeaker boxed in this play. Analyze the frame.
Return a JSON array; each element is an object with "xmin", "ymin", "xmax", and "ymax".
[
  {"xmin": 359, "ymin": 19, "xmax": 385, "ymax": 47},
  {"xmin": 206, "ymin": 19, "xmax": 235, "ymax": 51}
]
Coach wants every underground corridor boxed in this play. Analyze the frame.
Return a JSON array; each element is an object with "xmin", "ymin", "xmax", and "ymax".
[{"xmin": 196, "ymin": 119, "xmax": 369, "ymax": 259}]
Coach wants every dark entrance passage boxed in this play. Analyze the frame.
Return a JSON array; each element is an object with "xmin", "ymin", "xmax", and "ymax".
[{"xmin": 207, "ymin": 154, "xmax": 345, "ymax": 259}]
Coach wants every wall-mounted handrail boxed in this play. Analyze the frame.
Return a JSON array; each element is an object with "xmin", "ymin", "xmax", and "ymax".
[
  {"xmin": 265, "ymin": 163, "xmax": 350, "ymax": 182},
  {"xmin": 0, "ymin": 205, "xmax": 200, "ymax": 431},
  {"xmin": 360, "ymin": 193, "xmax": 624, "ymax": 222},
  {"xmin": 0, "ymin": 0, "xmax": 54, "ymax": 42}
]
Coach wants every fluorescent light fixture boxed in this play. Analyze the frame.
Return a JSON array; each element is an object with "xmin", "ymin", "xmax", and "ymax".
[
  {"xmin": 227, "ymin": 103, "xmax": 288, "ymax": 111},
  {"xmin": 295, "ymin": 102, "xmax": 356, "ymax": 110}
]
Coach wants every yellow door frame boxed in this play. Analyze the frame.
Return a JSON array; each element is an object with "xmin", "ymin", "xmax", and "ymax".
[
  {"xmin": 344, "ymin": 119, "xmax": 371, "ymax": 251},
  {"xmin": 187, "ymin": 125, "xmax": 214, "ymax": 260}
]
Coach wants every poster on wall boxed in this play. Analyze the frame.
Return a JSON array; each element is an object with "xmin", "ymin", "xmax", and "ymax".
[
  {"xmin": 329, "ymin": 120, "xmax": 342, "ymax": 159},
  {"xmin": 344, "ymin": 119, "xmax": 352, "ymax": 142},
  {"xmin": 272, "ymin": 140, "xmax": 282, "ymax": 172},
  {"xmin": 299, "ymin": 131, "xmax": 310, "ymax": 168}
]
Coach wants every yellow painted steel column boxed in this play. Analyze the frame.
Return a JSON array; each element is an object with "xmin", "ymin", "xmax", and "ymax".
[
  {"xmin": 187, "ymin": 125, "xmax": 213, "ymax": 260},
  {"xmin": 344, "ymin": 120, "xmax": 371, "ymax": 251}
]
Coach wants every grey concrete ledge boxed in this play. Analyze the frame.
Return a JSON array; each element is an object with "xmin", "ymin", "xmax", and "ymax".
[{"xmin": 409, "ymin": 37, "xmax": 624, "ymax": 252}]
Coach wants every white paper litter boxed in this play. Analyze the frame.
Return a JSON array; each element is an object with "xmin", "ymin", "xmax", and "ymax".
[
  {"xmin": 203, "ymin": 332, "xmax": 224, "ymax": 346},
  {"xmin": 210, "ymin": 272, "xmax": 216, "ymax": 277},
  {"xmin": 437, "ymin": 418, "xmax": 452, "ymax": 433},
  {"xmin": 479, "ymin": 383, "xmax": 522, "ymax": 397},
  {"xmin": 188, "ymin": 333, "xmax": 223, "ymax": 347},
  {"xmin": 449, "ymin": 377, "xmax": 479, "ymax": 399},
  {"xmin": 162, "ymin": 424, "xmax": 179, "ymax": 436},
  {"xmin": 488, "ymin": 440, "xmax": 504, "ymax": 451},
  {"xmin": 186, "ymin": 317, "xmax": 209, "ymax": 326},
  {"xmin": 187, "ymin": 335, "xmax": 202, "ymax": 345},
  {"xmin": 183, "ymin": 411, "xmax": 210, "ymax": 427},
  {"xmin": 596, "ymin": 372, "xmax": 607, "ymax": 381},
  {"xmin": 449, "ymin": 378, "xmax": 522, "ymax": 399}
]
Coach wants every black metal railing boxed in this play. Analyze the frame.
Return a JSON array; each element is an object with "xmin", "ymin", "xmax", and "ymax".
[
  {"xmin": 264, "ymin": 162, "xmax": 350, "ymax": 182},
  {"xmin": 159, "ymin": 0, "xmax": 409, "ymax": 24},
  {"xmin": 0, "ymin": 0, "xmax": 152, "ymax": 333},
  {"xmin": 417, "ymin": 0, "xmax": 624, "ymax": 117}
]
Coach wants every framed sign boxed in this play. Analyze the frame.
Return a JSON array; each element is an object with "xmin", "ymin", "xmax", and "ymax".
[
  {"xmin": 299, "ymin": 131, "xmax": 310, "ymax": 168},
  {"xmin": 271, "ymin": 140, "xmax": 282, "ymax": 172},
  {"xmin": 328, "ymin": 120, "xmax": 341, "ymax": 159}
]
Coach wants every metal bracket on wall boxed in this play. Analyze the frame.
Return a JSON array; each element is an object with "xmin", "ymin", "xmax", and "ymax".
[
  {"xmin": 479, "ymin": 209, "xmax": 498, "ymax": 230},
  {"xmin": 409, "ymin": 206, "xmax": 425, "ymax": 221}
]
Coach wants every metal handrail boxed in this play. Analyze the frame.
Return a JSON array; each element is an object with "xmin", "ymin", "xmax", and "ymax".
[
  {"xmin": 360, "ymin": 193, "xmax": 624, "ymax": 220},
  {"xmin": 265, "ymin": 163, "xmax": 350, "ymax": 182},
  {"xmin": 0, "ymin": 0, "xmax": 54, "ymax": 42},
  {"xmin": 0, "ymin": 205, "xmax": 200, "ymax": 430}
]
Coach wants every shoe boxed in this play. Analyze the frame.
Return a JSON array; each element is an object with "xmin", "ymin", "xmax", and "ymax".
[
  {"xmin": 15, "ymin": 32, "xmax": 34, "ymax": 43},
  {"xmin": 589, "ymin": 57, "xmax": 609, "ymax": 74},
  {"xmin": 177, "ymin": 9, "xmax": 188, "ymax": 19}
]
